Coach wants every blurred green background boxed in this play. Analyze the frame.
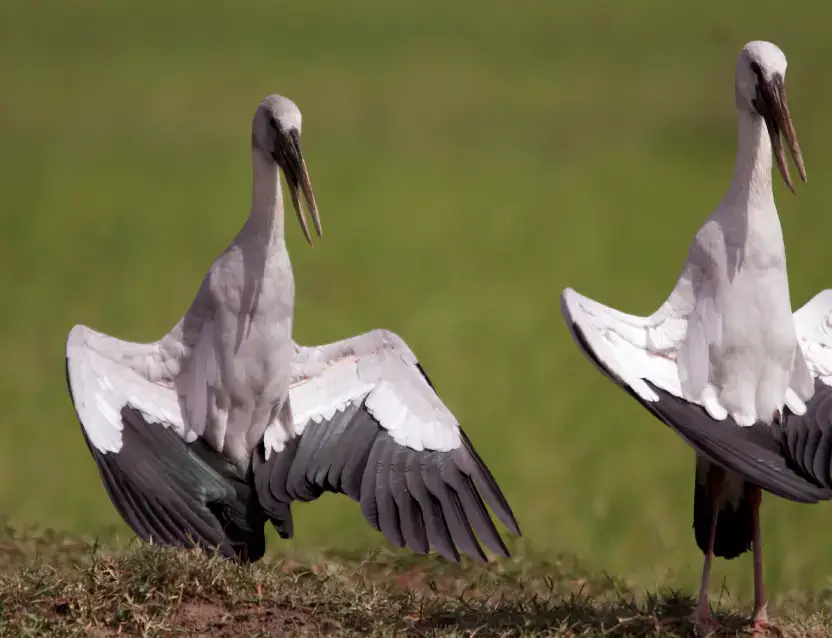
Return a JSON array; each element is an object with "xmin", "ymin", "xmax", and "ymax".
[{"xmin": 2, "ymin": 0, "xmax": 832, "ymax": 601}]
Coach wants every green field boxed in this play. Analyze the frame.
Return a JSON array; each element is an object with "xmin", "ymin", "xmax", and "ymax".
[{"xmin": 3, "ymin": 0, "xmax": 832, "ymax": 605}]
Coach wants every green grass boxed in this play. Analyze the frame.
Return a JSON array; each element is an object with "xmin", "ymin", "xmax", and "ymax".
[
  {"xmin": 3, "ymin": 528, "xmax": 832, "ymax": 637},
  {"xmin": 3, "ymin": 0, "xmax": 832, "ymax": 608}
]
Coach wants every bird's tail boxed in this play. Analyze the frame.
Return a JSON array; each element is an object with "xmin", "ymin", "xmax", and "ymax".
[
  {"xmin": 251, "ymin": 434, "xmax": 301, "ymax": 540},
  {"xmin": 186, "ymin": 438, "xmax": 268, "ymax": 562},
  {"xmin": 692, "ymin": 457, "xmax": 752, "ymax": 559}
]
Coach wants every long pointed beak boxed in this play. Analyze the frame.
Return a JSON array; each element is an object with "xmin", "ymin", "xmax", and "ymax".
[
  {"xmin": 283, "ymin": 130, "xmax": 322, "ymax": 246},
  {"xmin": 757, "ymin": 75, "xmax": 807, "ymax": 193}
]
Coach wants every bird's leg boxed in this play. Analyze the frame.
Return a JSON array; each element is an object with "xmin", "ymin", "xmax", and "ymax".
[
  {"xmin": 748, "ymin": 484, "xmax": 768, "ymax": 632},
  {"xmin": 692, "ymin": 465, "xmax": 725, "ymax": 631}
]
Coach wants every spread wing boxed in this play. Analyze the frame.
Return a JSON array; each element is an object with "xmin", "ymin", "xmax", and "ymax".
[
  {"xmin": 65, "ymin": 324, "xmax": 265, "ymax": 561},
  {"xmin": 778, "ymin": 290, "xmax": 832, "ymax": 492},
  {"xmin": 560, "ymin": 288, "xmax": 832, "ymax": 503},
  {"xmin": 254, "ymin": 329, "xmax": 521, "ymax": 562},
  {"xmin": 794, "ymin": 289, "xmax": 832, "ymax": 386}
]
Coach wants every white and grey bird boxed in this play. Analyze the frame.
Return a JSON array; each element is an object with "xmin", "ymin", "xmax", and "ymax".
[
  {"xmin": 560, "ymin": 41, "xmax": 832, "ymax": 631},
  {"xmin": 65, "ymin": 94, "xmax": 520, "ymax": 564}
]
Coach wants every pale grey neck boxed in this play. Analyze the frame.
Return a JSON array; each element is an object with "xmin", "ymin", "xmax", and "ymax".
[
  {"xmin": 241, "ymin": 148, "xmax": 285, "ymax": 243},
  {"xmin": 722, "ymin": 109, "xmax": 775, "ymax": 212}
]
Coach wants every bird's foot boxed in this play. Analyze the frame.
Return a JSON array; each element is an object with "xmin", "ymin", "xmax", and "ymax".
[
  {"xmin": 750, "ymin": 605, "xmax": 770, "ymax": 636},
  {"xmin": 690, "ymin": 606, "xmax": 724, "ymax": 635}
]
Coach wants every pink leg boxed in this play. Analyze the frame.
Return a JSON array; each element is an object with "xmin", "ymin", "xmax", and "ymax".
[
  {"xmin": 692, "ymin": 466, "xmax": 725, "ymax": 631},
  {"xmin": 748, "ymin": 484, "xmax": 768, "ymax": 632}
]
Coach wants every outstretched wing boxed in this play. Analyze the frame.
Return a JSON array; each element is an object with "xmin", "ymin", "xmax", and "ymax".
[
  {"xmin": 65, "ymin": 325, "xmax": 265, "ymax": 561},
  {"xmin": 776, "ymin": 290, "xmax": 832, "ymax": 492},
  {"xmin": 560, "ymin": 287, "xmax": 690, "ymax": 404},
  {"xmin": 254, "ymin": 329, "xmax": 521, "ymax": 563},
  {"xmin": 794, "ymin": 289, "xmax": 832, "ymax": 386},
  {"xmin": 560, "ymin": 288, "xmax": 832, "ymax": 503}
]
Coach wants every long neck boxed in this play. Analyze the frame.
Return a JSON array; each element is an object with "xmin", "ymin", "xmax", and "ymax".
[
  {"xmin": 242, "ymin": 148, "xmax": 285, "ymax": 243},
  {"xmin": 722, "ymin": 109, "xmax": 775, "ymax": 211}
]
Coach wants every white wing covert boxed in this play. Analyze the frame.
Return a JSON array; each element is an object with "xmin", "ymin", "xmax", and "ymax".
[
  {"xmin": 795, "ymin": 290, "xmax": 832, "ymax": 385},
  {"xmin": 560, "ymin": 287, "xmax": 689, "ymax": 403}
]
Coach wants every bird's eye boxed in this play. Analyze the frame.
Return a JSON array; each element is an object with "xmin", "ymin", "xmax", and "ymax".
[{"xmin": 749, "ymin": 61, "xmax": 763, "ymax": 81}]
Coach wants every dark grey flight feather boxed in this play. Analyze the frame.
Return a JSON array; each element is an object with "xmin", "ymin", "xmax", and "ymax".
[
  {"xmin": 84, "ymin": 407, "xmax": 267, "ymax": 562},
  {"xmin": 254, "ymin": 396, "xmax": 518, "ymax": 563},
  {"xmin": 775, "ymin": 379, "xmax": 832, "ymax": 491},
  {"xmin": 67, "ymin": 352, "xmax": 267, "ymax": 562}
]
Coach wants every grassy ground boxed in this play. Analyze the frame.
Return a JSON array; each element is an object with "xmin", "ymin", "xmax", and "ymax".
[
  {"xmin": 3, "ymin": 528, "xmax": 832, "ymax": 637},
  {"xmin": 4, "ymin": 0, "xmax": 832, "ymax": 608}
]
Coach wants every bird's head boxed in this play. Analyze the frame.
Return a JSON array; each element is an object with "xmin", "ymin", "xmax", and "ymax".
[
  {"xmin": 735, "ymin": 40, "xmax": 806, "ymax": 193},
  {"xmin": 252, "ymin": 94, "xmax": 321, "ymax": 245}
]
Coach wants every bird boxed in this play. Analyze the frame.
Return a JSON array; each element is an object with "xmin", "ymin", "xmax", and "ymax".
[
  {"xmin": 65, "ymin": 94, "xmax": 520, "ymax": 565},
  {"xmin": 560, "ymin": 40, "xmax": 832, "ymax": 631}
]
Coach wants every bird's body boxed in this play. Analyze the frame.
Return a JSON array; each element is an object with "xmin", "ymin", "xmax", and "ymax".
[
  {"xmin": 561, "ymin": 41, "xmax": 820, "ymax": 631},
  {"xmin": 195, "ymin": 152, "xmax": 298, "ymax": 470},
  {"xmin": 66, "ymin": 94, "xmax": 520, "ymax": 564},
  {"xmin": 672, "ymin": 83, "xmax": 811, "ymax": 428}
]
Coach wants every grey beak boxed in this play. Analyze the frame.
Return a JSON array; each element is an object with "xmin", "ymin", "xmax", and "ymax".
[
  {"xmin": 755, "ymin": 73, "xmax": 807, "ymax": 194},
  {"xmin": 274, "ymin": 129, "xmax": 322, "ymax": 246}
]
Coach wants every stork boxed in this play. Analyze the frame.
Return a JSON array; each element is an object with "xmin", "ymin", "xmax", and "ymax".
[
  {"xmin": 65, "ymin": 94, "xmax": 520, "ymax": 564},
  {"xmin": 561, "ymin": 41, "xmax": 832, "ymax": 631}
]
